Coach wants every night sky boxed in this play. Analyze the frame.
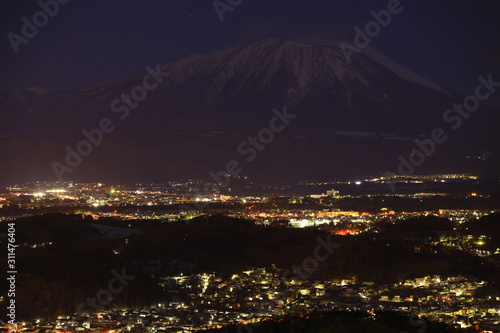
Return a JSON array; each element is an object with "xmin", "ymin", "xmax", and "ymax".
[{"xmin": 0, "ymin": 0, "xmax": 499, "ymax": 105}]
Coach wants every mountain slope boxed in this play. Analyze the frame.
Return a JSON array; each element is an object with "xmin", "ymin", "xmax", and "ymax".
[{"xmin": 0, "ymin": 38, "xmax": 498, "ymax": 185}]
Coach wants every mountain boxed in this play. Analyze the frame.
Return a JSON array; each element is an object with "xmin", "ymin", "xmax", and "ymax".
[{"xmin": 0, "ymin": 38, "xmax": 499, "ymax": 185}]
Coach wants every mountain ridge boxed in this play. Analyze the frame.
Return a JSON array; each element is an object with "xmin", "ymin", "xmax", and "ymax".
[{"xmin": 0, "ymin": 37, "xmax": 498, "ymax": 185}]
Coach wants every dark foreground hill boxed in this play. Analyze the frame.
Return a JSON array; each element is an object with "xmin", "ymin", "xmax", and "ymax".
[
  {"xmin": 199, "ymin": 311, "xmax": 472, "ymax": 333},
  {"xmin": 1, "ymin": 213, "xmax": 499, "ymax": 319}
]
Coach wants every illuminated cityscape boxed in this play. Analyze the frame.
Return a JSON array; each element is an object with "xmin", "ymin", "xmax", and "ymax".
[
  {"xmin": 1, "ymin": 1, "xmax": 500, "ymax": 332},
  {"xmin": 1, "ymin": 174, "xmax": 500, "ymax": 331}
]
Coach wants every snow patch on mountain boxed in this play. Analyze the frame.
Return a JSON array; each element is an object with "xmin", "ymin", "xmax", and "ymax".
[{"xmin": 363, "ymin": 48, "xmax": 453, "ymax": 97}]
